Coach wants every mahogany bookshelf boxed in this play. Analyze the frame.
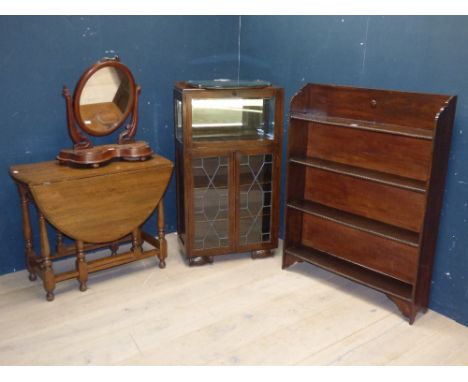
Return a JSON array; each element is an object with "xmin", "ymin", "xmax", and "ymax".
[{"xmin": 283, "ymin": 83, "xmax": 457, "ymax": 324}]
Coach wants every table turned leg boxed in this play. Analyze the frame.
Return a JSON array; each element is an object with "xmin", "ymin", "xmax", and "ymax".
[
  {"xmin": 131, "ymin": 229, "xmax": 142, "ymax": 255},
  {"xmin": 157, "ymin": 201, "xmax": 167, "ymax": 269},
  {"xmin": 76, "ymin": 241, "xmax": 88, "ymax": 292},
  {"xmin": 38, "ymin": 213, "xmax": 55, "ymax": 301},
  {"xmin": 56, "ymin": 231, "xmax": 65, "ymax": 256},
  {"xmin": 18, "ymin": 185, "xmax": 37, "ymax": 281}
]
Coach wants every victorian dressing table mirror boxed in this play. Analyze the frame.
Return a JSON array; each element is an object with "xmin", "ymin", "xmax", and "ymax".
[
  {"xmin": 57, "ymin": 56, "xmax": 152, "ymax": 167},
  {"xmin": 10, "ymin": 57, "xmax": 173, "ymax": 301}
]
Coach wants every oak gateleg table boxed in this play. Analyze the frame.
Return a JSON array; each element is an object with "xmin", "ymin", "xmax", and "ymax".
[{"xmin": 10, "ymin": 155, "xmax": 173, "ymax": 301}]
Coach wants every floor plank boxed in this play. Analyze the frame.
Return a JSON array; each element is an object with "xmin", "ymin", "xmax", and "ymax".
[{"xmin": 0, "ymin": 233, "xmax": 467, "ymax": 365}]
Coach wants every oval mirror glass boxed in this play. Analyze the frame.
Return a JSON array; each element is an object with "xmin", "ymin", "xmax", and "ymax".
[{"xmin": 78, "ymin": 66, "xmax": 132, "ymax": 135}]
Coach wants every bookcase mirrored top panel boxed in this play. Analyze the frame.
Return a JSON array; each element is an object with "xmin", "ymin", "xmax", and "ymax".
[{"xmin": 190, "ymin": 98, "xmax": 276, "ymax": 141}]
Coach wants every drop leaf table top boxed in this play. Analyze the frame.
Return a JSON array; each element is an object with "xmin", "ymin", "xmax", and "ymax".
[
  {"xmin": 10, "ymin": 155, "xmax": 174, "ymax": 301},
  {"xmin": 10, "ymin": 156, "xmax": 173, "ymax": 243}
]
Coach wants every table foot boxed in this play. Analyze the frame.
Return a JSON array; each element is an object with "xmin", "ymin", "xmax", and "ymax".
[
  {"xmin": 159, "ymin": 260, "xmax": 166, "ymax": 269},
  {"xmin": 79, "ymin": 283, "xmax": 87, "ymax": 292},
  {"xmin": 109, "ymin": 242, "xmax": 119, "ymax": 256},
  {"xmin": 28, "ymin": 273, "xmax": 37, "ymax": 281},
  {"xmin": 46, "ymin": 292, "xmax": 55, "ymax": 301}
]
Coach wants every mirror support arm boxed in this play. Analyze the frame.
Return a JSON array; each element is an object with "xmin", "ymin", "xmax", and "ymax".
[
  {"xmin": 63, "ymin": 86, "xmax": 92, "ymax": 149},
  {"xmin": 119, "ymin": 85, "xmax": 141, "ymax": 144}
]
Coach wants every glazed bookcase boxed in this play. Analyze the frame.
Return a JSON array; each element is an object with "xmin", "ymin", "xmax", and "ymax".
[
  {"xmin": 282, "ymin": 83, "xmax": 456, "ymax": 324},
  {"xmin": 174, "ymin": 81, "xmax": 284, "ymax": 265}
]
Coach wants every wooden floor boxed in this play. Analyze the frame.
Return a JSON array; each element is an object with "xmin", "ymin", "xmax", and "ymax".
[{"xmin": 0, "ymin": 233, "xmax": 467, "ymax": 365}]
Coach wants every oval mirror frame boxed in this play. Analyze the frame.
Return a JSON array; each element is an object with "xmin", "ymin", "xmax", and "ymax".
[{"xmin": 73, "ymin": 59, "xmax": 136, "ymax": 137}]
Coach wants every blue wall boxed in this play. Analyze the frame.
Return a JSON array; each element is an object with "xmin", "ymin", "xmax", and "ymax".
[
  {"xmin": 1, "ymin": 15, "xmax": 467, "ymax": 327},
  {"xmin": 0, "ymin": 16, "xmax": 239, "ymax": 274},
  {"xmin": 239, "ymin": 16, "xmax": 468, "ymax": 326}
]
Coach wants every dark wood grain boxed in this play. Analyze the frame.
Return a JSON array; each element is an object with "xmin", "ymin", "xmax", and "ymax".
[
  {"xmin": 57, "ymin": 141, "xmax": 153, "ymax": 167},
  {"xmin": 283, "ymin": 83, "xmax": 456, "ymax": 324},
  {"xmin": 285, "ymin": 246, "xmax": 413, "ymax": 301},
  {"xmin": 306, "ymin": 121, "xmax": 432, "ymax": 181},
  {"xmin": 303, "ymin": 166, "xmax": 425, "ymax": 232},
  {"xmin": 287, "ymin": 200, "xmax": 419, "ymax": 247},
  {"xmin": 174, "ymin": 82, "xmax": 283, "ymax": 262},
  {"xmin": 58, "ymin": 57, "xmax": 153, "ymax": 166},
  {"xmin": 289, "ymin": 83, "xmax": 450, "ymax": 130},
  {"xmin": 414, "ymin": 96, "xmax": 457, "ymax": 309},
  {"xmin": 289, "ymin": 156, "xmax": 426, "ymax": 193},
  {"xmin": 17, "ymin": 184, "xmax": 37, "ymax": 281},
  {"xmin": 291, "ymin": 112, "xmax": 433, "ymax": 140},
  {"xmin": 10, "ymin": 155, "xmax": 174, "ymax": 300},
  {"xmin": 301, "ymin": 213, "xmax": 419, "ymax": 284}
]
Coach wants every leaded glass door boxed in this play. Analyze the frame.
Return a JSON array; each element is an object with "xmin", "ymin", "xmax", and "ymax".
[
  {"xmin": 237, "ymin": 152, "xmax": 275, "ymax": 249},
  {"xmin": 191, "ymin": 155, "xmax": 232, "ymax": 252}
]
